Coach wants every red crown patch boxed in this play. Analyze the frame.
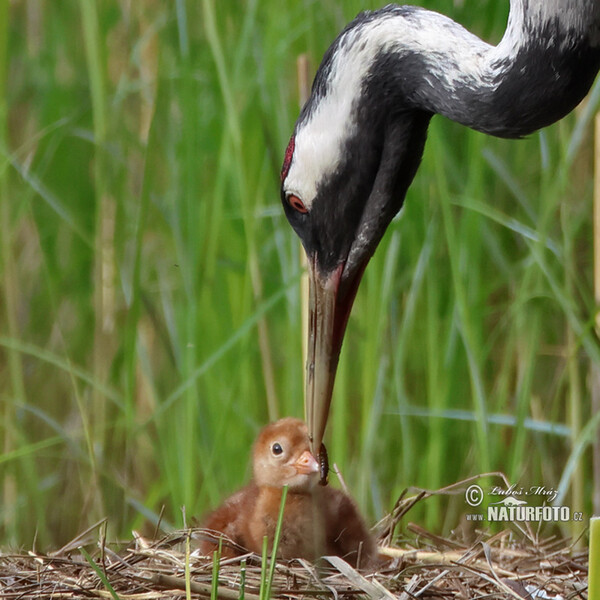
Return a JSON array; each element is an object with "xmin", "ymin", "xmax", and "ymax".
[{"xmin": 281, "ymin": 135, "xmax": 295, "ymax": 182}]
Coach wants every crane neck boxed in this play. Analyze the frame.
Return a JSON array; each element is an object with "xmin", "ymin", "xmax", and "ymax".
[
  {"xmin": 380, "ymin": 1, "xmax": 600, "ymax": 137},
  {"xmin": 302, "ymin": 2, "xmax": 600, "ymax": 142}
]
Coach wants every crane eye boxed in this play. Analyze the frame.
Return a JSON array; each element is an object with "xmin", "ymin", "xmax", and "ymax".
[
  {"xmin": 287, "ymin": 194, "xmax": 308, "ymax": 214},
  {"xmin": 271, "ymin": 442, "xmax": 283, "ymax": 456}
]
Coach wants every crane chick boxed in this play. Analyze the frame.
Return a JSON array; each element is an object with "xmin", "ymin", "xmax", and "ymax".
[{"xmin": 199, "ymin": 417, "xmax": 377, "ymax": 568}]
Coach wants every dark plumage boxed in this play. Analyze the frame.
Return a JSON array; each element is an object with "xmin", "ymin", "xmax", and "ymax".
[{"xmin": 200, "ymin": 418, "xmax": 377, "ymax": 568}]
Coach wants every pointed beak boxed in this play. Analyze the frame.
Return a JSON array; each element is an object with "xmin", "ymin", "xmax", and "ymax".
[
  {"xmin": 305, "ymin": 256, "xmax": 365, "ymax": 455},
  {"xmin": 294, "ymin": 449, "xmax": 319, "ymax": 475}
]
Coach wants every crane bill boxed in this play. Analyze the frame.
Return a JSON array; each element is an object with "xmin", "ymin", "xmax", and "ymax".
[{"xmin": 304, "ymin": 257, "xmax": 364, "ymax": 455}]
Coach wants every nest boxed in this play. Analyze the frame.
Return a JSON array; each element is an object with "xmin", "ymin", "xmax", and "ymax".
[{"xmin": 0, "ymin": 483, "xmax": 589, "ymax": 599}]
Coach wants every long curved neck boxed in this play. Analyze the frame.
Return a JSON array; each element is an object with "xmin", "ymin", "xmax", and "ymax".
[
  {"xmin": 406, "ymin": 0, "xmax": 600, "ymax": 136},
  {"xmin": 302, "ymin": 1, "xmax": 600, "ymax": 144}
]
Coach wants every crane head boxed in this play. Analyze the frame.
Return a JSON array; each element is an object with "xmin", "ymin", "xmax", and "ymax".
[{"xmin": 281, "ymin": 82, "xmax": 431, "ymax": 453}]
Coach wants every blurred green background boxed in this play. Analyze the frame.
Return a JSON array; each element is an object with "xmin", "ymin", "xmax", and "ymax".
[{"xmin": 1, "ymin": 0, "xmax": 599, "ymax": 550}]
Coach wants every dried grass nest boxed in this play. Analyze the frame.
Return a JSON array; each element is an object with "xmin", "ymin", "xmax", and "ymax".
[{"xmin": 0, "ymin": 479, "xmax": 589, "ymax": 600}]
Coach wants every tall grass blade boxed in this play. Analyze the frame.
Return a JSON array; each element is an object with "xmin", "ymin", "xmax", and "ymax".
[
  {"xmin": 79, "ymin": 0, "xmax": 110, "ymax": 521},
  {"xmin": 239, "ymin": 558, "xmax": 247, "ymax": 600},
  {"xmin": 186, "ymin": 530, "xmax": 193, "ymax": 600},
  {"xmin": 79, "ymin": 546, "xmax": 121, "ymax": 600},
  {"xmin": 266, "ymin": 485, "xmax": 288, "ymax": 599},
  {"xmin": 259, "ymin": 535, "xmax": 269, "ymax": 600},
  {"xmin": 257, "ymin": 485, "xmax": 288, "ymax": 600},
  {"xmin": 589, "ymin": 517, "xmax": 600, "ymax": 600}
]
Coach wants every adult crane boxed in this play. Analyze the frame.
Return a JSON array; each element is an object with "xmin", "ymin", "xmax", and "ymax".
[{"xmin": 279, "ymin": 1, "xmax": 600, "ymax": 454}]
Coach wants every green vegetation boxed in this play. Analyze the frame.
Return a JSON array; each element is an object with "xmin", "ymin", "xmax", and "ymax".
[
  {"xmin": 0, "ymin": 0, "xmax": 598, "ymax": 549},
  {"xmin": 589, "ymin": 517, "xmax": 600, "ymax": 598},
  {"xmin": 261, "ymin": 485, "xmax": 288, "ymax": 600},
  {"xmin": 80, "ymin": 545, "xmax": 122, "ymax": 600}
]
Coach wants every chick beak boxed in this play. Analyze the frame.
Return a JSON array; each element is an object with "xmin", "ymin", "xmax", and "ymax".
[{"xmin": 294, "ymin": 449, "xmax": 320, "ymax": 475}]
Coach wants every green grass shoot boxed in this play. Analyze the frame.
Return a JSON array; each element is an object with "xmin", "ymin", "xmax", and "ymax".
[
  {"xmin": 79, "ymin": 546, "xmax": 122, "ymax": 600},
  {"xmin": 589, "ymin": 517, "xmax": 600, "ymax": 600},
  {"xmin": 239, "ymin": 558, "xmax": 247, "ymax": 600},
  {"xmin": 211, "ymin": 538, "xmax": 222, "ymax": 600},
  {"xmin": 258, "ymin": 484, "xmax": 288, "ymax": 600},
  {"xmin": 259, "ymin": 536, "xmax": 269, "ymax": 600},
  {"xmin": 186, "ymin": 529, "xmax": 193, "ymax": 600}
]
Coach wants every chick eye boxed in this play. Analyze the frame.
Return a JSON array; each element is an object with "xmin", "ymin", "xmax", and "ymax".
[
  {"xmin": 287, "ymin": 194, "xmax": 308, "ymax": 214},
  {"xmin": 271, "ymin": 442, "xmax": 283, "ymax": 456}
]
